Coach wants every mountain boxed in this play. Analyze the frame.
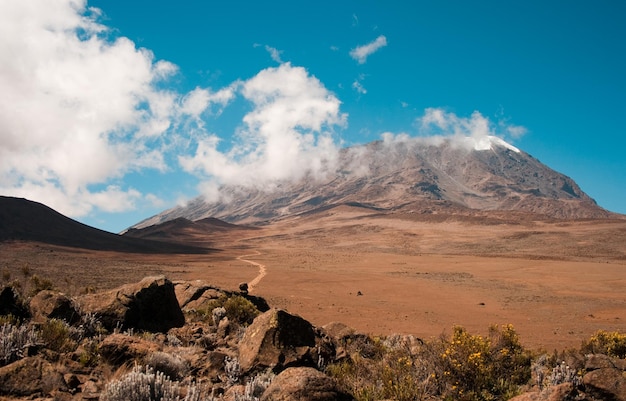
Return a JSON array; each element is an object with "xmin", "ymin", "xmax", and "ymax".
[
  {"xmin": 0, "ymin": 196, "xmax": 211, "ymax": 253},
  {"xmin": 132, "ymin": 137, "xmax": 618, "ymax": 228}
]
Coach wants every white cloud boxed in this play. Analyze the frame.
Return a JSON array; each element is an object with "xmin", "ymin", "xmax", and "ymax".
[
  {"xmin": 0, "ymin": 0, "xmax": 232, "ymax": 218},
  {"xmin": 180, "ymin": 63, "xmax": 346, "ymax": 197},
  {"xmin": 180, "ymin": 86, "xmax": 236, "ymax": 118},
  {"xmin": 265, "ymin": 45, "xmax": 283, "ymax": 63},
  {"xmin": 350, "ymin": 35, "xmax": 387, "ymax": 64},
  {"xmin": 254, "ymin": 44, "xmax": 284, "ymax": 63},
  {"xmin": 414, "ymin": 108, "xmax": 524, "ymax": 151},
  {"xmin": 352, "ymin": 80, "xmax": 367, "ymax": 94}
]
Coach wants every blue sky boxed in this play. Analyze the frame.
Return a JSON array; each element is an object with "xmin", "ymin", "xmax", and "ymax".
[{"xmin": 1, "ymin": 0, "xmax": 624, "ymax": 233}]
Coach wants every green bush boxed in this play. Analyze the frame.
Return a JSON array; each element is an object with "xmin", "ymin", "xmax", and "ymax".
[
  {"xmin": 202, "ymin": 295, "xmax": 260, "ymax": 326},
  {"xmin": 39, "ymin": 319, "xmax": 77, "ymax": 353}
]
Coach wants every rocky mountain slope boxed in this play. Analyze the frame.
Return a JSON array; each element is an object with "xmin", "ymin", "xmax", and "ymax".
[{"xmin": 133, "ymin": 136, "xmax": 615, "ymax": 229}]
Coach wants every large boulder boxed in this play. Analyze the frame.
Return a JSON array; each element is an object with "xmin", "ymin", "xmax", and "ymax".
[
  {"xmin": 30, "ymin": 290, "xmax": 80, "ymax": 324},
  {"xmin": 260, "ymin": 367, "xmax": 354, "ymax": 401},
  {"xmin": 239, "ymin": 309, "xmax": 319, "ymax": 374},
  {"xmin": 78, "ymin": 276, "xmax": 184, "ymax": 333}
]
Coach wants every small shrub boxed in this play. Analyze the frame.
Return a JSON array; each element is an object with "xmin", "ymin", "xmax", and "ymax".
[
  {"xmin": 79, "ymin": 312, "xmax": 105, "ymax": 339},
  {"xmin": 203, "ymin": 295, "xmax": 260, "ymax": 326},
  {"xmin": 0, "ymin": 314, "xmax": 20, "ymax": 327},
  {"xmin": 0, "ymin": 323, "xmax": 40, "ymax": 366},
  {"xmin": 581, "ymin": 330, "xmax": 626, "ymax": 358},
  {"xmin": 549, "ymin": 360, "xmax": 581, "ymax": 387},
  {"xmin": 79, "ymin": 339, "xmax": 100, "ymax": 367},
  {"xmin": 20, "ymin": 264, "xmax": 32, "ymax": 278},
  {"xmin": 240, "ymin": 370, "xmax": 275, "ymax": 401},
  {"xmin": 100, "ymin": 365, "xmax": 202, "ymax": 401},
  {"xmin": 39, "ymin": 319, "xmax": 77, "ymax": 353},
  {"xmin": 144, "ymin": 351, "xmax": 189, "ymax": 381},
  {"xmin": 328, "ymin": 341, "xmax": 429, "ymax": 401},
  {"xmin": 225, "ymin": 355, "xmax": 241, "ymax": 386},
  {"xmin": 167, "ymin": 333, "xmax": 183, "ymax": 347},
  {"xmin": 29, "ymin": 274, "xmax": 54, "ymax": 296},
  {"xmin": 2, "ymin": 268, "xmax": 10, "ymax": 282},
  {"xmin": 212, "ymin": 306, "xmax": 227, "ymax": 325}
]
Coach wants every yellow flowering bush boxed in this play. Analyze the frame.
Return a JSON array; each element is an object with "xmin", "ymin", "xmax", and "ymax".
[
  {"xmin": 581, "ymin": 330, "xmax": 626, "ymax": 358},
  {"xmin": 328, "ymin": 325, "xmax": 531, "ymax": 401},
  {"xmin": 434, "ymin": 324, "xmax": 531, "ymax": 401}
]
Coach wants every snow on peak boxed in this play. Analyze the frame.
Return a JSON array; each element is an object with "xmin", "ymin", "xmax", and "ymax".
[{"xmin": 469, "ymin": 136, "xmax": 520, "ymax": 153}]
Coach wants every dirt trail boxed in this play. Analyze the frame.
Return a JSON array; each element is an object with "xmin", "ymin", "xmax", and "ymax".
[{"xmin": 236, "ymin": 251, "xmax": 266, "ymax": 292}]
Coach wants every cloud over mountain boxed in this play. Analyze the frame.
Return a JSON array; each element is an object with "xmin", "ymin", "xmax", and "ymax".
[
  {"xmin": 179, "ymin": 63, "xmax": 346, "ymax": 200},
  {"xmin": 0, "ymin": 0, "xmax": 529, "ymax": 226}
]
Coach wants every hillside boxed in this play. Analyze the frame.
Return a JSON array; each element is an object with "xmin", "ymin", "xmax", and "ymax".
[
  {"xmin": 0, "ymin": 196, "xmax": 212, "ymax": 254},
  {"xmin": 123, "ymin": 216, "xmax": 257, "ymax": 247},
  {"xmin": 133, "ymin": 137, "xmax": 617, "ymax": 229}
]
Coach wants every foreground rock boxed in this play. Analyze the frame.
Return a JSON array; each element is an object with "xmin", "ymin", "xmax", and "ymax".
[
  {"xmin": 78, "ymin": 275, "xmax": 184, "ymax": 333},
  {"xmin": 239, "ymin": 309, "xmax": 326, "ymax": 374},
  {"xmin": 583, "ymin": 354, "xmax": 626, "ymax": 401},
  {"xmin": 261, "ymin": 367, "xmax": 354, "ymax": 401}
]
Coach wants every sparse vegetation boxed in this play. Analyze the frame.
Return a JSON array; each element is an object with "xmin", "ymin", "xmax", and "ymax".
[{"xmin": 99, "ymin": 365, "xmax": 202, "ymax": 401}]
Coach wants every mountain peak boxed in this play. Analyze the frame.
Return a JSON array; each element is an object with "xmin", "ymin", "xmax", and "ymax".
[
  {"xmin": 132, "ymin": 139, "xmax": 617, "ymax": 229},
  {"xmin": 469, "ymin": 135, "xmax": 521, "ymax": 153}
]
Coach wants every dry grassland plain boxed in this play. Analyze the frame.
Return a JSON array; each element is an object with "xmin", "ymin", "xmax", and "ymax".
[{"xmin": 2, "ymin": 207, "xmax": 625, "ymax": 351}]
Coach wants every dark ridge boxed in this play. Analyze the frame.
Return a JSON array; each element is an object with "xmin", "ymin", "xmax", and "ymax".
[{"xmin": 0, "ymin": 196, "xmax": 212, "ymax": 254}]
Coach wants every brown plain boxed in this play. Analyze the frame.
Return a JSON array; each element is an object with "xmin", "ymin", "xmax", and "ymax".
[{"xmin": 3, "ymin": 205, "xmax": 625, "ymax": 351}]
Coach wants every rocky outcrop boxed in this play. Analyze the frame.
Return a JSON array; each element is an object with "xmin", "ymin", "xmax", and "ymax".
[
  {"xmin": 239, "ymin": 309, "xmax": 320, "ymax": 374},
  {"xmin": 260, "ymin": 367, "xmax": 354, "ymax": 401},
  {"xmin": 29, "ymin": 290, "xmax": 80, "ymax": 325},
  {"xmin": 78, "ymin": 275, "xmax": 184, "ymax": 333}
]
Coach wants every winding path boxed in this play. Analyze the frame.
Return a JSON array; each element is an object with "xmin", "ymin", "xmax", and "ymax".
[{"xmin": 236, "ymin": 251, "xmax": 266, "ymax": 292}]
